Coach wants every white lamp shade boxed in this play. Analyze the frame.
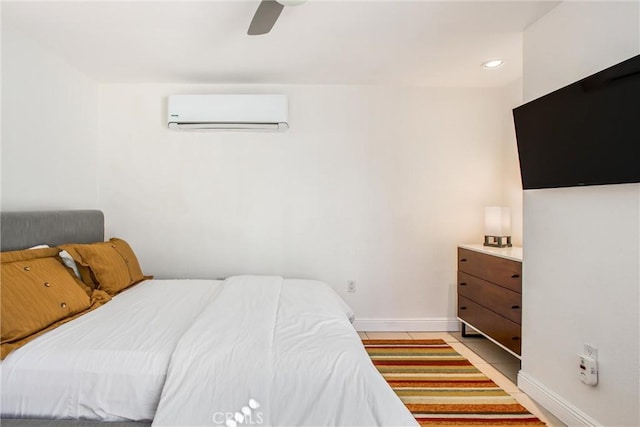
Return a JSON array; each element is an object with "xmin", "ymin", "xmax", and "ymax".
[{"xmin": 485, "ymin": 207, "xmax": 511, "ymax": 236}]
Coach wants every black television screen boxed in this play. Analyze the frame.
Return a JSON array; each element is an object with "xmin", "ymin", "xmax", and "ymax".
[{"xmin": 513, "ymin": 54, "xmax": 640, "ymax": 190}]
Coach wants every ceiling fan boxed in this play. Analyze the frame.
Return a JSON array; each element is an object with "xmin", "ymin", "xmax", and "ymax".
[{"xmin": 248, "ymin": 0, "xmax": 306, "ymax": 36}]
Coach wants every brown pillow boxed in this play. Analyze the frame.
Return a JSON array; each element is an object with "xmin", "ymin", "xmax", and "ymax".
[
  {"xmin": 60, "ymin": 238, "xmax": 151, "ymax": 296},
  {"xmin": 58, "ymin": 246, "xmax": 98, "ymax": 291},
  {"xmin": 1, "ymin": 248, "xmax": 101, "ymax": 358}
]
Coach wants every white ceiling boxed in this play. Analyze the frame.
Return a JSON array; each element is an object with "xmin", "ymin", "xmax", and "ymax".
[{"xmin": 2, "ymin": 0, "xmax": 560, "ymax": 87}]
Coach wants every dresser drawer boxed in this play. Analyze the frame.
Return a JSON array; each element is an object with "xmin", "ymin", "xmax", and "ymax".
[
  {"xmin": 458, "ymin": 247, "xmax": 522, "ymax": 293},
  {"xmin": 458, "ymin": 271, "xmax": 521, "ymax": 324},
  {"xmin": 458, "ymin": 296, "xmax": 521, "ymax": 355}
]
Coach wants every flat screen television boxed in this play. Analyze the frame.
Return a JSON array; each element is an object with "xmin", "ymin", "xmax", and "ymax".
[{"xmin": 513, "ymin": 54, "xmax": 640, "ymax": 190}]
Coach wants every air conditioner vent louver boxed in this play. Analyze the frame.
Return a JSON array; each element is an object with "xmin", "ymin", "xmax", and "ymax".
[{"xmin": 167, "ymin": 95, "xmax": 288, "ymax": 132}]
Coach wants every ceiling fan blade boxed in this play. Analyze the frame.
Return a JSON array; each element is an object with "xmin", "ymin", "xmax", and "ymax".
[{"xmin": 248, "ymin": 0, "xmax": 285, "ymax": 35}]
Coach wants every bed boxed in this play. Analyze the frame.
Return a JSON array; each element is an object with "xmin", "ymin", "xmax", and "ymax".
[{"xmin": 1, "ymin": 210, "xmax": 417, "ymax": 426}]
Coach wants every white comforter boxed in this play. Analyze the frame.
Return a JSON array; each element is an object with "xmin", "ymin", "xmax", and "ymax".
[
  {"xmin": 1, "ymin": 279, "xmax": 225, "ymax": 421},
  {"xmin": 2, "ymin": 276, "xmax": 417, "ymax": 426}
]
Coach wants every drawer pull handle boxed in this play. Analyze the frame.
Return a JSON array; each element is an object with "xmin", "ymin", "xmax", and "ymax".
[
  {"xmin": 460, "ymin": 258, "xmax": 468, "ymax": 262},
  {"xmin": 511, "ymin": 305, "xmax": 520, "ymax": 310},
  {"xmin": 460, "ymin": 306, "xmax": 467, "ymax": 310},
  {"xmin": 511, "ymin": 274, "xmax": 520, "ymax": 278},
  {"xmin": 512, "ymin": 336, "xmax": 520, "ymax": 341},
  {"xmin": 460, "ymin": 282, "xmax": 467, "ymax": 286}
]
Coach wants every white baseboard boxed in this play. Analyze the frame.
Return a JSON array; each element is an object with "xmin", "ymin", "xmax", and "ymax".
[
  {"xmin": 352, "ymin": 318, "xmax": 460, "ymax": 332},
  {"xmin": 518, "ymin": 371, "xmax": 601, "ymax": 426}
]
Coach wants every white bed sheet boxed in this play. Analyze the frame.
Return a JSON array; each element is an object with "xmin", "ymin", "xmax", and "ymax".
[
  {"xmin": 153, "ymin": 276, "xmax": 417, "ymax": 427},
  {"xmin": 2, "ymin": 276, "xmax": 417, "ymax": 426},
  {"xmin": 1, "ymin": 279, "xmax": 224, "ymax": 421}
]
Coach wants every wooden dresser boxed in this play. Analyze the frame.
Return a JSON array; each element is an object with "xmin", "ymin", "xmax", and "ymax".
[{"xmin": 457, "ymin": 244, "xmax": 523, "ymax": 357}]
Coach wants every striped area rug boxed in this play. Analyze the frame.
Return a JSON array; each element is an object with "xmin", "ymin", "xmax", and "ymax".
[{"xmin": 363, "ymin": 339, "xmax": 545, "ymax": 426}]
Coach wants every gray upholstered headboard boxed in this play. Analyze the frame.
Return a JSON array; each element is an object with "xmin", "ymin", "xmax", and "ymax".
[
  {"xmin": 0, "ymin": 210, "xmax": 104, "ymax": 252},
  {"xmin": 0, "ymin": 209, "xmax": 151, "ymax": 427}
]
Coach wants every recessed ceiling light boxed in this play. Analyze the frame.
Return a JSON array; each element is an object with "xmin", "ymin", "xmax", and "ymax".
[{"xmin": 482, "ymin": 59, "xmax": 504, "ymax": 69}]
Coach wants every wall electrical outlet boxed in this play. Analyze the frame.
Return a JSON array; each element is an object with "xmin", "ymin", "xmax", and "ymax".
[
  {"xmin": 347, "ymin": 280, "xmax": 357, "ymax": 293},
  {"xmin": 584, "ymin": 344, "xmax": 598, "ymax": 360}
]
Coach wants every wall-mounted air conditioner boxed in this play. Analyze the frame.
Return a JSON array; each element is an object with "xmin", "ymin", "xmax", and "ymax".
[{"xmin": 167, "ymin": 94, "xmax": 288, "ymax": 131}]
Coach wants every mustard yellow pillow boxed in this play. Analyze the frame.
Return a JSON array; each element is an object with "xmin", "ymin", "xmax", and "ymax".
[
  {"xmin": 57, "ymin": 246, "xmax": 98, "ymax": 291},
  {"xmin": 60, "ymin": 238, "xmax": 151, "ymax": 296},
  {"xmin": 1, "ymin": 248, "xmax": 96, "ymax": 356}
]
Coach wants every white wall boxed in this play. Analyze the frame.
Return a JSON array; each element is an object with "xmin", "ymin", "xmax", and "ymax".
[
  {"xmin": 1, "ymin": 28, "xmax": 100, "ymax": 210},
  {"xmin": 1, "ymin": 21, "xmax": 521, "ymax": 330},
  {"xmin": 97, "ymin": 84, "xmax": 513, "ymax": 324},
  {"xmin": 501, "ymin": 78, "xmax": 524, "ymax": 246},
  {"xmin": 518, "ymin": 2, "xmax": 640, "ymax": 426}
]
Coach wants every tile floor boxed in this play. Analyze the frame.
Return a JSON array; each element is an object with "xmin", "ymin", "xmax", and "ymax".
[{"xmin": 359, "ymin": 331, "xmax": 566, "ymax": 427}]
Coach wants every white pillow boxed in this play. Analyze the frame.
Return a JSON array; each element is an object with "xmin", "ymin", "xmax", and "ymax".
[
  {"xmin": 58, "ymin": 250, "xmax": 82, "ymax": 279},
  {"xmin": 28, "ymin": 244, "xmax": 50, "ymax": 250}
]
